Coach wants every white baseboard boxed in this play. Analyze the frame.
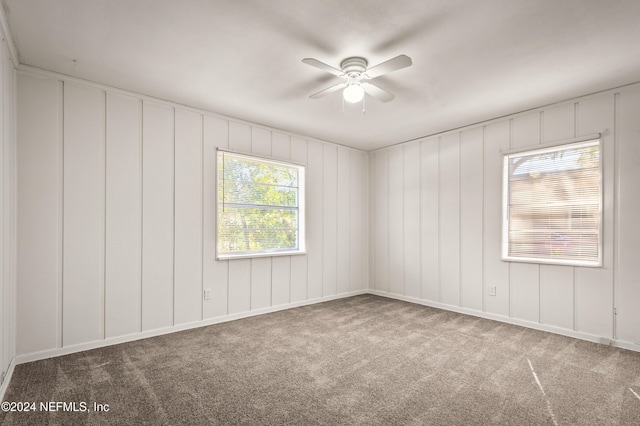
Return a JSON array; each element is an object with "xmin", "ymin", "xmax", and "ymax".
[
  {"xmin": 8, "ymin": 287, "xmax": 639, "ymax": 393},
  {"xmin": 610, "ymin": 339, "xmax": 640, "ymax": 352},
  {"xmin": 13, "ymin": 289, "xmax": 368, "ymax": 366},
  {"xmin": 369, "ymin": 290, "xmax": 640, "ymax": 352},
  {"xmin": 0, "ymin": 358, "xmax": 16, "ymax": 402}
]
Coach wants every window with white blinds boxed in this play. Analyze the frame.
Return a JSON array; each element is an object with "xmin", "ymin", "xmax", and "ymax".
[
  {"xmin": 502, "ymin": 139, "xmax": 601, "ymax": 267},
  {"xmin": 217, "ymin": 150, "xmax": 305, "ymax": 259}
]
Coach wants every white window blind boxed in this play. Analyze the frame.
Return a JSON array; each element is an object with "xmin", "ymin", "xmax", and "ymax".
[
  {"xmin": 502, "ymin": 139, "xmax": 601, "ymax": 267},
  {"xmin": 217, "ymin": 150, "xmax": 305, "ymax": 259}
]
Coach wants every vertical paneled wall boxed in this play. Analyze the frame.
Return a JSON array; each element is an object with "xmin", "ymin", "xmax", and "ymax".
[
  {"xmin": 13, "ymin": 68, "xmax": 640, "ymax": 360},
  {"xmin": 16, "ymin": 70, "xmax": 369, "ymax": 358},
  {"xmin": 616, "ymin": 88, "xmax": 640, "ymax": 344},
  {"xmin": 370, "ymin": 86, "xmax": 640, "ymax": 346},
  {"xmin": 0, "ymin": 40, "xmax": 16, "ymax": 387},
  {"xmin": 62, "ymin": 83, "xmax": 105, "ymax": 346},
  {"xmin": 105, "ymin": 93, "xmax": 141, "ymax": 338}
]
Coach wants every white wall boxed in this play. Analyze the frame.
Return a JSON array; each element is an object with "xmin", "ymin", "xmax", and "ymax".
[
  {"xmin": 0, "ymin": 38, "xmax": 16, "ymax": 389},
  {"xmin": 12, "ymin": 67, "xmax": 640, "ymax": 362},
  {"xmin": 370, "ymin": 85, "xmax": 640, "ymax": 348},
  {"xmin": 15, "ymin": 69, "xmax": 369, "ymax": 359}
]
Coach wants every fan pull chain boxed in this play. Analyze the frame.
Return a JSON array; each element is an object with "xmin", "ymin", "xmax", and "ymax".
[{"xmin": 362, "ymin": 95, "xmax": 366, "ymax": 115}]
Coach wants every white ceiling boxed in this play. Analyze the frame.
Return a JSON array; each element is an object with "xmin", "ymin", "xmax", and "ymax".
[{"xmin": 3, "ymin": 0, "xmax": 640, "ymax": 151}]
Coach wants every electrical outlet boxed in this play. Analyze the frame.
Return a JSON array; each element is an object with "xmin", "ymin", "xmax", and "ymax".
[
  {"xmin": 488, "ymin": 286, "xmax": 497, "ymax": 296},
  {"xmin": 203, "ymin": 288, "xmax": 212, "ymax": 301}
]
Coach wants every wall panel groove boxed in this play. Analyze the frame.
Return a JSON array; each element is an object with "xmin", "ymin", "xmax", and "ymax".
[{"xmin": 57, "ymin": 79, "xmax": 63, "ymax": 349}]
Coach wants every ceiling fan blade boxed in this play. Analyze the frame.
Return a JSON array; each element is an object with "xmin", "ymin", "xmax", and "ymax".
[
  {"xmin": 365, "ymin": 54, "xmax": 412, "ymax": 79},
  {"xmin": 309, "ymin": 82, "xmax": 347, "ymax": 99},
  {"xmin": 302, "ymin": 58, "xmax": 343, "ymax": 76},
  {"xmin": 363, "ymin": 82, "xmax": 395, "ymax": 102}
]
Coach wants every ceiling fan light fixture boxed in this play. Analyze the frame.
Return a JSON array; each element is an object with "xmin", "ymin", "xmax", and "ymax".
[
  {"xmin": 303, "ymin": 54, "xmax": 411, "ymax": 104},
  {"xmin": 343, "ymin": 83, "xmax": 364, "ymax": 103}
]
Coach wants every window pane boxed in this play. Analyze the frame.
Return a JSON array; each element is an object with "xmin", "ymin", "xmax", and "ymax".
[
  {"xmin": 218, "ymin": 206, "xmax": 298, "ymax": 230},
  {"xmin": 503, "ymin": 140, "xmax": 601, "ymax": 266},
  {"xmin": 221, "ymin": 180, "xmax": 298, "ymax": 207},
  {"xmin": 218, "ymin": 228, "xmax": 298, "ymax": 253},
  {"xmin": 217, "ymin": 150, "xmax": 305, "ymax": 258},
  {"xmin": 222, "ymin": 157, "xmax": 298, "ymax": 186}
]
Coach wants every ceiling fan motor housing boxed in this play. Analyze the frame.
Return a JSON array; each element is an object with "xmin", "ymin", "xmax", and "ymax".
[{"xmin": 340, "ymin": 57, "xmax": 368, "ymax": 79}]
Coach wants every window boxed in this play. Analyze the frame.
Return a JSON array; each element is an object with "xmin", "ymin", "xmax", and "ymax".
[
  {"xmin": 216, "ymin": 150, "xmax": 305, "ymax": 259},
  {"xmin": 502, "ymin": 138, "xmax": 601, "ymax": 267}
]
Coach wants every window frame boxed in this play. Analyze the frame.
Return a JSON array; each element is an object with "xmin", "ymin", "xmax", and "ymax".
[
  {"xmin": 501, "ymin": 135, "xmax": 603, "ymax": 268},
  {"xmin": 215, "ymin": 148, "xmax": 306, "ymax": 260}
]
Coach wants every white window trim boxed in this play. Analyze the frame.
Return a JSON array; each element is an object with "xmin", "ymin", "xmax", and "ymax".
[
  {"xmin": 501, "ymin": 135, "xmax": 603, "ymax": 268},
  {"xmin": 215, "ymin": 148, "xmax": 306, "ymax": 260}
]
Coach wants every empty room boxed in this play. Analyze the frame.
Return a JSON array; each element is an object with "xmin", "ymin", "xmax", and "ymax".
[{"xmin": 1, "ymin": 0, "xmax": 640, "ymax": 424}]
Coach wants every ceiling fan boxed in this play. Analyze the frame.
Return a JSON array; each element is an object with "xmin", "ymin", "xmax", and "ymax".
[{"xmin": 302, "ymin": 54, "xmax": 412, "ymax": 104}]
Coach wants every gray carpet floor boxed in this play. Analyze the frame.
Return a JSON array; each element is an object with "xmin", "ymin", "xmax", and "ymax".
[{"xmin": 1, "ymin": 294, "xmax": 640, "ymax": 425}]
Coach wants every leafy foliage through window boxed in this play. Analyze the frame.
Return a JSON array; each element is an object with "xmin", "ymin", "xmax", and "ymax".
[
  {"xmin": 502, "ymin": 139, "xmax": 601, "ymax": 266},
  {"xmin": 217, "ymin": 150, "xmax": 305, "ymax": 259}
]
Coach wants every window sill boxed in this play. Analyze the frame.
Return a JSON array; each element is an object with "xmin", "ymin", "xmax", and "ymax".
[
  {"xmin": 501, "ymin": 256, "xmax": 602, "ymax": 268},
  {"xmin": 217, "ymin": 250, "xmax": 307, "ymax": 261}
]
